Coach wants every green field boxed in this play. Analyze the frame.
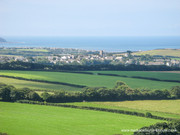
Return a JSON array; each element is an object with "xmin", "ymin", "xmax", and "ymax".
[
  {"xmin": 171, "ymin": 58, "xmax": 180, "ymax": 60},
  {"xmin": 96, "ymin": 100, "xmax": 180, "ymax": 114},
  {"xmin": 0, "ymin": 102, "xmax": 163, "ymax": 135},
  {"xmin": 63, "ymin": 100, "xmax": 180, "ymax": 119},
  {"xmin": 0, "ymin": 70, "xmax": 179, "ymax": 90},
  {"xmin": 18, "ymin": 49, "xmax": 49, "ymax": 52},
  {"xmin": 133, "ymin": 49, "xmax": 180, "ymax": 57},
  {"xmin": 0, "ymin": 77, "xmax": 81, "ymax": 91},
  {"xmin": 88, "ymin": 71, "xmax": 180, "ymax": 81}
]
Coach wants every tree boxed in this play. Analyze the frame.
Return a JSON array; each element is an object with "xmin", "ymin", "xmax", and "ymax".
[
  {"xmin": 41, "ymin": 92, "xmax": 51, "ymax": 101},
  {"xmin": 114, "ymin": 81, "xmax": 127, "ymax": 88},
  {"xmin": 10, "ymin": 89, "xmax": 25, "ymax": 101},
  {"xmin": 28, "ymin": 92, "xmax": 42, "ymax": 101},
  {"xmin": 0, "ymin": 86, "xmax": 14, "ymax": 101},
  {"xmin": 145, "ymin": 112, "xmax": 153, "ymax": 118},
  {"xmin": 150, "ymin": 90, "xmax": 167, "ymax": 99},
  {"xmin": 127, "ymin": 50, "xmax": 132, "ymax": 55},
  {"xmin": 170, "ymin": 86, "xmax": 180, "ymax": 98},
  {"xmin": 134, "ymin": 121, "xmax": 180, "ymax": 135},
  {"xmin": 82, "ymin": 87, "xmax": 100, "ymax": 101}
]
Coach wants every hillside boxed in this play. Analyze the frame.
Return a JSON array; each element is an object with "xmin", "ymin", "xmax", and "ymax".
[
  {"xmin": 0, "ymin": 37, "xmax": 7, "ymax": 42},
  {"xmin": 0, "ymin": 102, "xmax": 162, "ymax": 135},
  {"xmin": 0, "ymin": 70, "xmax": 180, "ymax": 89},
  {"xmin": 133, "ymin": 49, "xmax": 180, "ymax": 57}
]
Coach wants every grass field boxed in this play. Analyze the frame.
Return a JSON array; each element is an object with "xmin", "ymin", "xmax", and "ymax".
[
  {"xmin": 171, "ymin": 58, "xmax": 180, "ymax": 60},
  {"xmin": 0, "ymin": 102, "xmax": 163, "ymax": 135},
  {"xmin": 0, "ymin": 77, "xmax": 81, "ymax": 91},
  {"xmin": 88, "ymin": 71, "xmax": 180, "ymax": 81},
  {"xmin": 63, "ymin": 100, "xmax": 180, "ymax": 119},
  {"xmin": 95, "ymin": 100, "xmax": 180, "ymax": 115},
  {"xmin": 18, "ymin": 49, "xmax": 49, "ymax": 52},
  {"xmin": 133, "ymin": 49, "xmax": 180, "ymax": 57},
  {"xmin": 0, "ymin": 70, "xmax": 179, "ymax": 89}
]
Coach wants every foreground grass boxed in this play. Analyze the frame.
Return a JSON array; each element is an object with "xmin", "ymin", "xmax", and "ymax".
[
  {"xmin": 0, "ymin": 77, "xmax": 81, "ymax": 92},
  {"xmin": 63, "ymin": 100, "xmax": 180, "ymax": 119},
  {"xmin": 0, "ymin": 70, "xmax": 179, "ymax": 89},
  {"xmin": 133, "ymin": 49, "xmax": 180, "ymax": 57},
  {"xmin": 0, "ymin": 102, "xmax": 162, "ymax": 135}
]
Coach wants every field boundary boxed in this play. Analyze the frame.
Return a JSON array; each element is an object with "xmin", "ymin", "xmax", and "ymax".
[
  {"xmin": 76, "ymin": 72, "xmax": 180, "ymax": 83},
  {"xmin": 0, "ymin": 75, "xmax": 86, "ymax": 88},
  {"xmin": 17, "ymin": 100, "xmax": 179, "ymax": 121}
]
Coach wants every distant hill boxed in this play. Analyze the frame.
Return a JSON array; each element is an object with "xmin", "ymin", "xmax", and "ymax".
[
  {"xmin": 0, "ymin": 37, "xmax": 7, "ymax": 42},
  {"xmin": 133, "ymin": 49, "xmax": 180, "ymax": 57}
]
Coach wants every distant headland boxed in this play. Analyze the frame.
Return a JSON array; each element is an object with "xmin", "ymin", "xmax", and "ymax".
[{"xmin": 0, "ymin": 37, "xmax": 7, "ymax": 42}]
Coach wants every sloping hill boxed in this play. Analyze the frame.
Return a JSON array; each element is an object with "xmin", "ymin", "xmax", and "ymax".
[
  {"xmin": 0, "ymin": 102, "xmax": 163, "ymax": 135},
  {"xmin": 133, "ymin": 49, "xmax": 180, "ymax": 57}
]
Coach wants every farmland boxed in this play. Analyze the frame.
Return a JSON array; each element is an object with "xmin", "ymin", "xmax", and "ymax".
[
  {"xmin": 0, "ymin": 102, "xmax": 163, "ymax": 135},
  {"xmin": 132, "ymin": 49, "xmax": 180, "ymax": 57},
  {"xmin": 18, "ymin": 48, "xmax": 49, "ymax": 52},
  {"xmin": 0, "ymin": 77, "xmax": 81, "ymax": 91},
  {"xmin": 0, "ymin": 70, "xmax": 180, "ymax": 90},
  {"xmin": 62, "ymin": 100, "xmax": 180, "ymax": 119},
  {"xmin": 88, "ymin": 71, "xmax": 180, "ymax": 81},
  {"xmin": 96, "ymin": 100, "xmax": 180, "ymax": 115}
]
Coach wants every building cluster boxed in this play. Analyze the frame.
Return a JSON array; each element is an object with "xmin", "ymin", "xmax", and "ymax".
[
  {"xmin": 46, "ymin": 52, "xmax": 114, "ymax": 64},
  {"xmin": 0, "ymin": 56, "xmax": 28, "ymax": 63},
  {"xmin": 0, "ymin": 50, "xmax": 180, "ymax": 67}
]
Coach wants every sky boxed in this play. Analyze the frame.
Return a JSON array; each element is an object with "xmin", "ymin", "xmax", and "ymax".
[{"xmin": 0, "ymin": 0, "xmax": 180, "ymax": 37}]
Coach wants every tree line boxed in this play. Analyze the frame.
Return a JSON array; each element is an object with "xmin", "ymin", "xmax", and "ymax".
[
  {"xmin": 0, "ymin": 82, "xmax": 180, "ymax": 103},
  {"xmin": 0, "ymin": 61, "xmax": 180, "ymax": 71}
]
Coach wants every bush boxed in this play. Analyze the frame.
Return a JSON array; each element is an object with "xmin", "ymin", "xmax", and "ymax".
[
  {"xmin": 0, "ymin": 132, "xmax": 8, "ymax": 135},
  {"xmin": 146, "ymin": 112, "xmax": 153, "ymax": 118},
  {"xmin": 28, "ymin": 92, "xmax": 42, "ymax": 101},
  {"xmin": 170, "ymin": 86, "xmax": 180, "ymax": 98},
  {"xmin": 134, "ymin": 121, "xmax": 180, "ymax": 135}
]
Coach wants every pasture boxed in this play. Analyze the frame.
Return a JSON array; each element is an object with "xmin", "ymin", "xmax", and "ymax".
[
  {"xmin": 0, "ymin": 77, "xmax": 81, "ymax": 91},
  {"xmin": 95, "ymin": 100, "xmax": 180, "ymax": 115},
  {"xmin": 64, "ymin": 100, "xmax": 180, "ymax": 119},
  {"xmin": 18, "ymin": 48, "xmax": 49, "ymax": 52},
  {"xmin": 0, "ymin": 70, "xmax": 180, "ymax": 89},
  {"xmin": 0, "ymin": 102, "xmax": 163, "ymax": 135},
  {"xmin": 88, "ymin": 71, "xmax": 180, "ymax": 81},
  {"xmin": 132, "ymin": 49, "xmax": 180, "ymax": 57}
]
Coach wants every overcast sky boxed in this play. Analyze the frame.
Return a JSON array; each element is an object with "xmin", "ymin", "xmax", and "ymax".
[{"xmin": 0, "ymin": 0, "xmax": 180, "ymax": 36}]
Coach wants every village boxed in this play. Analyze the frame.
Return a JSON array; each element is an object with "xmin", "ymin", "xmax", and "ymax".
[{"xmin": 0, "ymin": 48, "xmax": 180, "ymax": 67}]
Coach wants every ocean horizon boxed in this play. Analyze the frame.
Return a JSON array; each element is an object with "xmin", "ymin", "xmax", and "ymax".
[{"xmin": 0, "ymin": 36, "xmax": 180, "ymax": 52}]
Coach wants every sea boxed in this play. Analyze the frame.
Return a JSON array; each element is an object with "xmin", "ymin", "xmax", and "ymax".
[{"xmin": 0, "ymin": 36, "xmax": 180, "ymax": 52}]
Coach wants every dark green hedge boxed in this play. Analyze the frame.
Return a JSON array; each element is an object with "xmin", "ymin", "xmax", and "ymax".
[
  {"xmin": 134, "ymin": 121, "xmax": 180, "ymax": 135},
  {"xmin": 17, "ymin": 100, "xmax": 176, "ymax": 121}
]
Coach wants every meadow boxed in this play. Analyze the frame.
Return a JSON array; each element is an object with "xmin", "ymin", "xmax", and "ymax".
[
  {"xmin": 132, "ymin": 49, "xmax": 180, "ymax": 57},
  {"xmin": 0, "ymin": 77, "xmax": 81, "ymax": 91},
  {"xmin": 96, "ymin": 100, "xmax": 180, "ymax": 114},
  {"xmin": 88, "ymin": 71, "xmax": 180, "ymax": 81},
  {"xmin": 63, "ymin": 100, "xmax": 180, "ymax": 119},
  {"xmin": 0, "ymin": 101, "xmax": 163, "ymax": 135},
  {"xmin": 18, "ymin": 48, "xmax": 49, "ymax": 52},
  {"xmin": 0, "ymin": 70, "xmax": 180, "ymax": 90}
]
